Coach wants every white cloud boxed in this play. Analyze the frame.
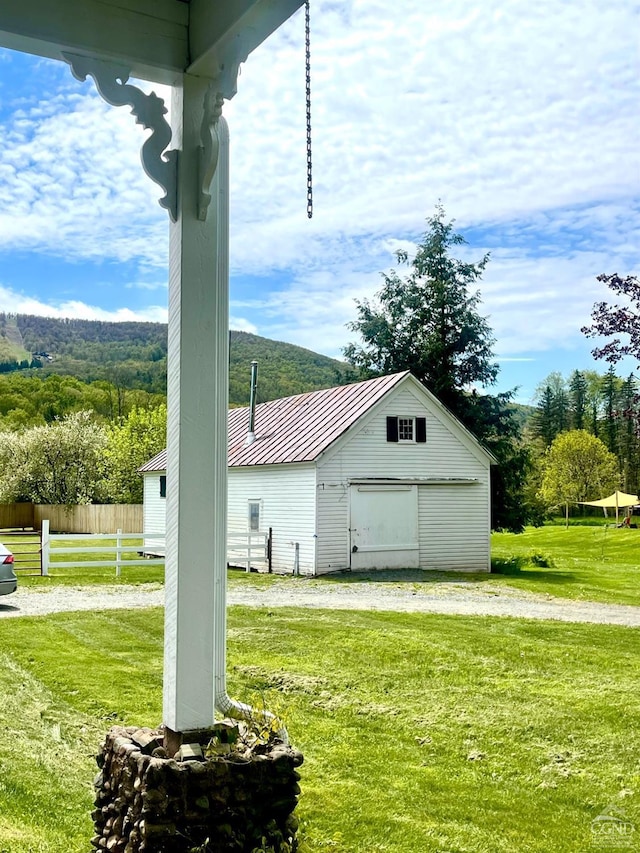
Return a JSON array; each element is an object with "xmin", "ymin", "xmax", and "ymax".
[
  {"xmin": 0, "ymin": 0, "xmax": 637, "ymax": 387},
  {"xmin": 0, "ymin": 284, "xmax": 167, "ymax": 323},
  {"xmin": 229, "ymin": 316, "xmax": 258, "ymax": 334},
  {"xmin": 0, "ymin": 85, "xmax": 168, "ymax": 266}
]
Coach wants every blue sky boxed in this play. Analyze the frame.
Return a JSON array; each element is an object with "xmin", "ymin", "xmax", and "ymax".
[{"xmin": 0, "ymin": 0, "xmax": 638, "ymax": 403}]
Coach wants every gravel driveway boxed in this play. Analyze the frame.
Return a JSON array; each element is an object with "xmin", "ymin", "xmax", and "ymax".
[{"xmin": 1, "ymin": 577, "xmax": 639, "ymax": 627}]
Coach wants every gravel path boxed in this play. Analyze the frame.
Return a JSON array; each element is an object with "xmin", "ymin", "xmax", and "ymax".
[{"xmin": 1, "ymin": 578, "xmax": 639, "ymax": 627}]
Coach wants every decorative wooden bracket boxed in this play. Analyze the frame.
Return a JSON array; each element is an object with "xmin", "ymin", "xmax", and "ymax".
[
  {"xmin": 63, "ymin": 53, "xmax": 178, "ymax": 222},
  {"xmin": 197, "ymin": 35, "xmax": 250, "ymax": 220},
  {"xmin": 197, "ymin": 85, "xmax": 224, "ymax": 221}
]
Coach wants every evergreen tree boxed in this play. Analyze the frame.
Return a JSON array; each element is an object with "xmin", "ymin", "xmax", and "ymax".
[
  {"xmin": 345, "ymin": 205, "xmax": 528, "ymax": 531},
  {"xmin": 568, "ymin": 370, "xmax": 588, "ymax": 430},
  {"xmin": 344, "ymin": 204, "xmax": 497, "ymax": 412},
  {"xmin": 617, "ymin": 374, "xmax": 640, "ymax": 493},
  {"xmin": 601, "ymin": 366, "xmax": 620, "ymax": 454},
  {"xmin": 532, "ymin": 385, "xmax": 556, "ymax": 447},
  {"xmin": 532, "ymin": 373, "xmax": 569, "ymax": 446}
]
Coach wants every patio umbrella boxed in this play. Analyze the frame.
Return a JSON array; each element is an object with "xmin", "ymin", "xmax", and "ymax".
[{"xmin": 580, "ymin": 490, "xmax": 639, "ymax": 525}]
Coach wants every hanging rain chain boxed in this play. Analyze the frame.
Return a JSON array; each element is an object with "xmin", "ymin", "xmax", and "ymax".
[{"xmin": 305, "ymin": 0, "xmax": 313, "ymax": 219}]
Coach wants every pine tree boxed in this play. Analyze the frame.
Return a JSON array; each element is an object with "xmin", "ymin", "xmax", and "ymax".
[
  {"xmin": 532, "ymin": 385, "xmax": 556, "ymax": 447},
  {"xmin": 344, "ymin": 205, "xmax": 529, "ymax": 531},
  {"xmin": 568, "ymin": 370, "xmax": 588, "ymax": 430},
  {"xmin": 344, "ymin": 204, "xmax": 497, "ymax": 412}
]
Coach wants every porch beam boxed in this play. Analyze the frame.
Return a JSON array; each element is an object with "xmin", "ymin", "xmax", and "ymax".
[
  {"xmin": 0, "ymin": 0, "xmax": 304, "ymax": 85},
  {"xmin": 0, "ymin": 0, "xmax": 188, "ymax": 83},
  {"xmin": 188, "ymin": 0, "xmax": 304, "ymax": 81}
]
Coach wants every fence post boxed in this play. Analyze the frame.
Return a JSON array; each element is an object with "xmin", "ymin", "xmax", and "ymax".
[
  {"xmin": 41, "ymin": 520, "xmax": 50, "ymax": 577},
  {"xmin": 246, "ymin": 532, "xmax": 252, "ymax": 573},
  {"xmin": 116, "ymin": 528, "xmax": 122, "ymax": 578},
  {"xmin": 268, "ymin": 527, "xmax": 273, "ymax": 573},
  {"xmin": 293, "ymin": 542, "xmax": 300, "ymax": 576}
]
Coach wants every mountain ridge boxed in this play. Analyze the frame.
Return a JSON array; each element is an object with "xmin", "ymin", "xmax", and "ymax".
[{"xmin": 0, "ymin": 313, "xmax": 355, "ymax": 405}]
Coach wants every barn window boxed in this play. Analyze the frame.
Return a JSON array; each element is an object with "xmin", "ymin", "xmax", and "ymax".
[
  {"xmin": 398, "ymin": 418, "xmax": 414, "ymax": 441},
  {"xmin": 248, "ymin": 501, "xmax": 261, "ymax": 531},
  {"xmin": 159, "ymin": 475, "xmax": 167, "ymax": 498},
  {"xmin": 386, "ymin": 416, "xmax": 427, "ymax": 443}
]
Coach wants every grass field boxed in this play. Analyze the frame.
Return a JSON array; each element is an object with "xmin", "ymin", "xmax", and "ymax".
[
  {"xmin": 489, "ymin": 524, "xmax": 640, "ymax": 605},
  {"xmin": 0, "ymin": 605, "xmax": 638, "ymax": 853},
  {"xmin": 3, "ymin": 522, "xmax": 640, "ymax": 606}
]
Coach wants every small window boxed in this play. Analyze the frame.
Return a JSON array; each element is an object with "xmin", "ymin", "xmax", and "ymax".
[
  {"xmin": 398, "ymin": 418, "xmax": 414, "ymax": 442},
  {"xmin": 159, "ymin": 475, "xmax": 167, "ymax": 498},
  {"xmin": 248, "ymin": 501, "xmax": 260, "ymax": 531},
  {"xmin": 387, "ymin": 416, "xmax": 427, "ymax": 444}
]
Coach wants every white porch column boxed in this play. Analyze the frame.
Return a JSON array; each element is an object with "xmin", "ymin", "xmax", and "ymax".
[{"xmin": 163, "ymin": 73, "xmax": 229, "ymax": 733}]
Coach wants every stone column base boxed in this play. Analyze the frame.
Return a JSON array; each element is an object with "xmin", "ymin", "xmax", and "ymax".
[{"xmin": 91, "ymin": 724, "xmax": 303, "ymax": 852}]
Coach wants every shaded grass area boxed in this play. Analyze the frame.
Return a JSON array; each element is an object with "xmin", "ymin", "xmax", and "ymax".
[{"xmin": 0, "ymin": 606, "xmax": 638, "ymax": 852}]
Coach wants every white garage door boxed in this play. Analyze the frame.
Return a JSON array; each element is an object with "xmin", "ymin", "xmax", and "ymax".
[{"xmin": 349, "ymin": 484, "xmax": 419, "ymax": 570}]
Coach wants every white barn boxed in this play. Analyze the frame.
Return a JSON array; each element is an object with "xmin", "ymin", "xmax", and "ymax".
[{"xmin": 141, "ymin": 371, "xmax": 494, "ymax": 575}]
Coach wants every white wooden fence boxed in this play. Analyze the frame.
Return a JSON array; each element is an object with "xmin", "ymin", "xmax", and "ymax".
[
  {"xmin": 227, "ymin": 529, "xmax": 271, "ymax": 573},
  {"xmin": 40, "ymin": 521, "xmax": 272, "ymax": 576},
  {"xmin": 41, "ymin": 520, "xmax": 164, "ymax": 577}
]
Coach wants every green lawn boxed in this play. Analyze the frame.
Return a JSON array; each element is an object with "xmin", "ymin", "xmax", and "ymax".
[
  {"xmin": 5, "ymin": 522, "xmax": 640, "ymax": 607},
  {"xmin": 489, "ymin": 523, "xmax": 640, "ymax": 605},
  {"xmin": 0, "ymin": 606, "xmax": 638, "ymax": 852}
]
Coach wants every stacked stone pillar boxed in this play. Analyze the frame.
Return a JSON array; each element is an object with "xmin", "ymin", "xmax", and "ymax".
[{"xmin": 91, "ymin": 725, "xmax": 303, "ymax": 852}]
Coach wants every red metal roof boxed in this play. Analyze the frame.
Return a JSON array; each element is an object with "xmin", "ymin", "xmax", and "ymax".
[{"xmin": 139, "ymin": 371, "xmax": 409, "ymax": 472}]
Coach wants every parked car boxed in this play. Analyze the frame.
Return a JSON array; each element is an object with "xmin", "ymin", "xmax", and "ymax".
[{"xmin": 0, "ymin": 543, "xmax": 17, "ymax": 596}]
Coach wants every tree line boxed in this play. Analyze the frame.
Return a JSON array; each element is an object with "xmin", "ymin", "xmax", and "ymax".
[
  {"xmin": 343, "ymin": 206, "xmax": 639, "ymax": 529},
  {"xmin": 530, "ymin": 368, "xmax": 640, "ymax": 495},
  {"xmin": 0, "ymin": 315, "xmax": 353, "ymax": 399}
]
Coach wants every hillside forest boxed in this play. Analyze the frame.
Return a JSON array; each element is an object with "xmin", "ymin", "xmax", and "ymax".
[{"xmin": 0, "ymin": 312, "xmax": 639, "ymax": 522}]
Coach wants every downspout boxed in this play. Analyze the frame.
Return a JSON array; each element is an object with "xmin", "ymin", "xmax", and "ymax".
[{"xmin": 212, "ymin": 117, "xmax": 286, "ymax": 741}]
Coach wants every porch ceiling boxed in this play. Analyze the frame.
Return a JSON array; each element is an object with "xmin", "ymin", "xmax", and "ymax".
[{"xmin": 0, "ymin": 0, "xmax": 303, "ymax": 83}]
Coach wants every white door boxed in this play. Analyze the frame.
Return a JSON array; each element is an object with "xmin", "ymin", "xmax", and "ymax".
[{"xmin": 349, "ymin": 485, "xmax": 419, "ymax": 570}]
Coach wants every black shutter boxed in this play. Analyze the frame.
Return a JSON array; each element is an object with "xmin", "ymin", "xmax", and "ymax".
[
  {"xmin": 160, "ymin": 475, "xmax": 167, "ymax": 498},
  {"xmin": 386, "ymin": 416, "xmax": 398, "ymax": 442},
  {"xmin": 416, "ymin": 417, "xmax": 427, "ymax": 443}
]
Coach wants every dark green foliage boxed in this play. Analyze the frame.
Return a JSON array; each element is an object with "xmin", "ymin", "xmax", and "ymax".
[
  {"xmin": 568, "ymin": 369, "xmax": 588, "ymax": 430},
  {"xmin": 458, "ymin": 390, "xmax": 537, "ymax": 532},
  {"xmin": 531, "ymin": 373, "xmax": 570, "ymax": 447},
  {"xmin": 344, "ymin": 206, "xmax": 529, "ymax": 532},
  {"xmin": 617, "ymin": 374, "xmax": 640, "ymax": 492},
  {"xmin": 0, "ymin": 314, "xmax": 353, "ymax": 407},
  {"xmin": 229, "ymin": 331, "xmax": 356, "ymax": 405},
  {"xmin": 532, "ymin": 385, "xmax": 557, "ymax": 447},
  {"xmin": 0, "ymin": 358, "xmax": 40, "ymax": 372},
  {"xmin": 601, "ymin": 365, "xmax": 619, "ymax": 453},
  {"xmin": 344, "ymin": 205, "xmax": 498, "ymax": 413}
]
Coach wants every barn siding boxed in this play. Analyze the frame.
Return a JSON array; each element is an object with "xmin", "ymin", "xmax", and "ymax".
[
  {"xmin": 315, "ymin": 383, "xmax": 491, "ymax": 573},
  {"xmin": 418, "ymin": 484, "xmax": 490, "ymax": 572},
  {"xmin": 143, "ymin": 473, "xmax": 167, "ymax": 555},
  {"xmin": 228, "ymin": 463, "xmax": 317, "ymax": 575}
]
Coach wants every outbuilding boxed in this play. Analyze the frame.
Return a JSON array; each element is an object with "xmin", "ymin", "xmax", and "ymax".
[{"xmin": 140, "ymin": 371, "xmax": 494, "ymax": 575}]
